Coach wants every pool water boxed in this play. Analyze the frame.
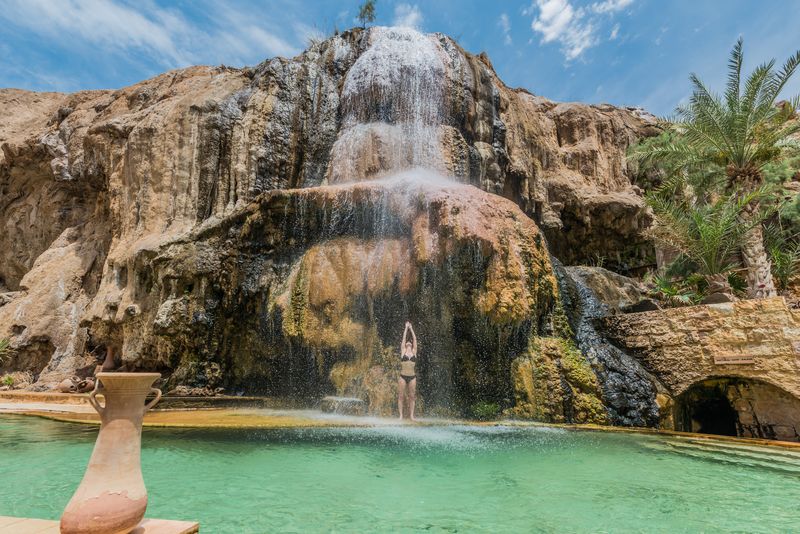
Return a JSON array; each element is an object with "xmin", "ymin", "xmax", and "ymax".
[{"xmin": 1, "ymin": 415, "xmax": 799, "ymax": 533}]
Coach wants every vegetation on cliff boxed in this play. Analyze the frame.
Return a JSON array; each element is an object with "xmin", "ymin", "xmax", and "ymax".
[{"xmin": 0, "ymin": 338, "xmax": 10, "ymax": 364}]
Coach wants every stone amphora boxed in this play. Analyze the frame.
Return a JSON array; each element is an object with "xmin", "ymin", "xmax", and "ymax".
[{"xmin": 60, "ymin": 372, "xmax": 162, "ymax": 534}]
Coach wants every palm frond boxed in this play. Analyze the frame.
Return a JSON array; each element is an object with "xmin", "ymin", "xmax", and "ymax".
[
  {"xmin": 725, "ymin": 37, "xmax": 744, "ymax": 112},
  {"xmin": 646, "ymin": 184, "xmax": 773, "ymax": 276},
  {"xmin": 764, "ymin": 49, "xmax": 800, "ymax": 105}
]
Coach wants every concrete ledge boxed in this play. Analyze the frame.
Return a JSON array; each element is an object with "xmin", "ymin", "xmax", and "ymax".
[
  {"xmin": 0, "ymin": 391, "xmax": 299, "ymax": 410},
  {"xmin": 0, "ymin": 516, "xmax": 198, "ymax": 533}
]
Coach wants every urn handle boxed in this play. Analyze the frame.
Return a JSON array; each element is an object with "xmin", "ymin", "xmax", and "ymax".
[
  {"xmin": 145, "ymin": 387, "xmax": 162, "ymax": 412},
  {"xmin": 87, "ymin": 382, "xmax": 105, "ymax": 417}
]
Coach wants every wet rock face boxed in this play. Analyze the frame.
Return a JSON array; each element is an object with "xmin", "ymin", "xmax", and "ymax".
[
  {"xmin": 507, "ymin": 336, "xmax": 608, "ymax": 425},
  {"xmin": 555, "ymin": 260, "xmax": 660, "ymax": 427},
  {"xmin": 566, "ymin": 266, "xmax": 648, "ymax": 311},
  {"xmin": 79, "ymin": 176, "xmax": 556, "ymax": 415},
  {"xmin": 1, "ymin": 26, "xmax": 654, "ymax": 418}
]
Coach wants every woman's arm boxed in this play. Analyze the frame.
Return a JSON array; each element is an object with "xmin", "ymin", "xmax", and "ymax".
[
  {"xmin": 408, "ymin": 323, "xmax": 417, "ymax": 355},
  {"xmin": 401, "ymin": 323, "xmax": 409, "ymax": 353}
]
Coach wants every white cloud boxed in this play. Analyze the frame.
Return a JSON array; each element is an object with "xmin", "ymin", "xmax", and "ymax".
[
  {"xmin": 528, "ymin": 0, "xmax": 633, "ymax": 60},
  {"xmin": 498, "ymin": 13, "xmax": 512, "ymax": 45},
  {"xmin": 531, "ymin": 0, "xmax": 576, "ymax": 43},
  {"xmin": 393, "ymin": 4, "xmax": 423, "ymax": 29},
  {"xmin": 591, "ymin": 0, "xmax": 634, "ymax": 14},
  {"xmin": 0, "ymin": 0, "xmax": 300, "ymax": 70},
  {"xmin": 530, "ymin": 0, "xmax": 595, "ymax": 60}
]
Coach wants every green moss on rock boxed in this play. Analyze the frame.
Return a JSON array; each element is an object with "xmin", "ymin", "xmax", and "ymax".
[
  {"xmin": 507, "ymin": 336, "xmax": 608, "ymax": 425},
  {"xmin": 284, "ymin": 262, "xmax": 309, "ymax": 338}
]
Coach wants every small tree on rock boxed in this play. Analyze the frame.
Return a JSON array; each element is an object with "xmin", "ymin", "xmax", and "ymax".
[{"xmin": 357, "ymin": 0, "xmax": 376, "ymax": 28}]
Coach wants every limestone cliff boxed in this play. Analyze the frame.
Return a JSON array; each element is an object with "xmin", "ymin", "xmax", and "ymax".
[{"xmin": 0, "ymin": 27, "xmax": 658, "ymax": 418}]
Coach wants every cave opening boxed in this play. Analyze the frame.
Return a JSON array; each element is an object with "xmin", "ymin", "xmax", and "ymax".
[{"xmin": 677, "ymin": 380, "xmax": 738, "ymax": 436}]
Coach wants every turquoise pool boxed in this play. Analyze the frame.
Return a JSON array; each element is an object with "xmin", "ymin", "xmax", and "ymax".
[{"xmin": 1, "ymin": 415, "xmax": 799, "ymax": 533}]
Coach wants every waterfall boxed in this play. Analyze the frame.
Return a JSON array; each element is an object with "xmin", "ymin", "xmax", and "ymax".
[{"xmin": 328, "ymin": 26, "xmax": 446, "ymax": 182}]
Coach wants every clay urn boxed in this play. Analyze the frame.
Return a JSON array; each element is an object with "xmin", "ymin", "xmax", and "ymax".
[{"xmin": 60, "ymin": 372, "xmax": 162, "ymax": 534}]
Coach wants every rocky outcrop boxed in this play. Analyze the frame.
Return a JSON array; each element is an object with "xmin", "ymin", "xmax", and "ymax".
[
  {"xmin": 556, "ymin": 263, "xmax": 661, "ymax": 427},
  {"xmin": 565, "ymin": 266, "xmax": 648, "ymax": 310},
  {"xmin": 74, "ymin": 175, "xmax": 558, "ymax": 414},
  {"xmin": 0, "ymin": 26, "xmax": 656, "ymax": 419},
  {"xmin": 604, "ymin": 298, "xmax": 800, "ymax": 399}
]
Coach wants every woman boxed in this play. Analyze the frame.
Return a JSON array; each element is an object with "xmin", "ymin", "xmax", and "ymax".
[{"xmin": 398, "ymin": 321, "xmax": 418, "ymax": 421}]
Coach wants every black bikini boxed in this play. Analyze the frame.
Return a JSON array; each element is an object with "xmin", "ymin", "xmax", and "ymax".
[{"xmin": 400, "ymin": 355, "xmax": 416, "ymax": 383}]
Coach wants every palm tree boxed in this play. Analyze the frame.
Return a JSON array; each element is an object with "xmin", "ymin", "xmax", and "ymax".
[
  {"xmin": 633, "ymin": 39, "xmax": 800, "ymax": 298},
  {"xmin": 646, "ymin": 173, "xmax": 772, "ymax": 299}
]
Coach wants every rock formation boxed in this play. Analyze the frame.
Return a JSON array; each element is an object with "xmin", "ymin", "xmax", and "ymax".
[{"xmin": 0, "ymin": 27, "xmax": 660, "ymax": 420}]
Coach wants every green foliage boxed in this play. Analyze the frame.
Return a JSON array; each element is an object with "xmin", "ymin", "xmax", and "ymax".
[
  {"xmin": 630, "ymin": 131, "xmax": 725, "ymax": 193},
  {"xmin": 470, "ymin": 401, "xmax": 501, "ymax": 421},
  {"xmin": 630, "ymin": 38, "xmax": 800, "ymax": 185},
  {"xmin": 645, "ymin": 265, "xmax": 749, "ymax": 306},
  {"xmin": 645, "ymin": 273, "xmax": 702, "ymax": 306},
  {"xmin": 2, "ymin": 374, "xmax": 13, "ymax": 387},
  {"xmin": 728, "ymin": 271, "xmax": 749, "ymax": 294},
  {"xmin": 0, "ymin": 338, "xmax": 10, "ymax": 364},
  {"xmin": 763, "ymin": 152, "xmax": 800, "ymax": 234},
  {"xmin": 763, "ymin": 153, "xmax": 800, "ymax": 185},
  {"xmin": 357, "ymin": 0, "xmax": 376, "ymax": 27},
  {"xmin": 646, "ymin": 175, "xmax": 773, "ymax": 276},
  {"xmin": 764, "ymin": 222, "xmax": 800, "ymax": 290},
  {"xmin": 630, "ymin": 39, "xmax": 800, "ymax": 297}
]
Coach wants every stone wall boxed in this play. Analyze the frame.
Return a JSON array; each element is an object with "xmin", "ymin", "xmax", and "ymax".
[
  {"xmin": 605, "ymin": 298, "xmax": 800, "ymax": 440},
  {"xmin": 605, "ymin": 298, "xmax": 800, "ymax": 398}
]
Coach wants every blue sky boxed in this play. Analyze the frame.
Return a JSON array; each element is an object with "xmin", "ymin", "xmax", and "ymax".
[{"xmin": 1, "ymin": 0, "xmax": 799, "ymax": 115}]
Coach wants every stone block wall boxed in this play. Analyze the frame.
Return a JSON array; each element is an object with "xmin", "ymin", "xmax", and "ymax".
[{"xmin": 604, "ymin": 298, "xmax": 800, "ymax": 441}]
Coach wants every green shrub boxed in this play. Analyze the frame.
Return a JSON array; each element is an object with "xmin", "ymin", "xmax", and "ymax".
[
  {"xmin": 764, "ymin": 223, "xmax": 800, "ymax": 290},
  {"xmin": 0, "ymin": 339, "xmax": 10, "ymax": 364},
  {"xmin": 2, "ymin": 375, "xmax": 13, "ymax": 387},
  {"xmin": 470, "ymin": 401, "xmax": 501, "ymax": 421}
]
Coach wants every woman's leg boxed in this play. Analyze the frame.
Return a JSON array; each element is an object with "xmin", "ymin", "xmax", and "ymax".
[
  {"xmin": 408, "ymin": 378, "xmax": 417, "ymax": 421},
  {"xmin": 397, "ymin": 377, "xmax": 406, "ymax": 420}
]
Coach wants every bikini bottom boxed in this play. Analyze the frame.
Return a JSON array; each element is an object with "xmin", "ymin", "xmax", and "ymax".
[{"xmin": 400, "ymin": 375, "xmax": 416, "ymax": 384}]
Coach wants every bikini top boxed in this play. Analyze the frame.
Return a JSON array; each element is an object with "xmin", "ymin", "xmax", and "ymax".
[{"xmin": 401, "ymin": 355, "xmax": 416, "ymax": 362}]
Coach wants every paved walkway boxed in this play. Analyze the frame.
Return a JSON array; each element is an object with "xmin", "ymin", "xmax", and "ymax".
[
  {"xmin": 3, "ymin": 395, "xmax": 800, "ymax": 449},
  {"xmin": 0, "ymin": 401, "xmax": 93, "ymax": 414},
  {"xmin": 0, "ymin": 516, "xmax": 198, "ymax": 533}
]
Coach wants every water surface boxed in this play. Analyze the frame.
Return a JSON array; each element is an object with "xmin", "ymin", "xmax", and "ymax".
[{"xmin": 1, "ymin": 415, "xmax": 799, "ymax": 533}]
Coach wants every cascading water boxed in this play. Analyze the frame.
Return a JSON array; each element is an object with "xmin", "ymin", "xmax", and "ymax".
[
  {"xmin": 279, "ymin": 27, "xmax": 466, "ymax": 411},
  {"xmin": 327, "ymin": 26, "xmax": 447, "ymax": 182},
  {"xmin": 269, "ymin": 26, "xmax": 655, "ymax": 424}
]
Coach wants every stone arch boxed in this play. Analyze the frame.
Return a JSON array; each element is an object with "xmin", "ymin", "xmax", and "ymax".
[{"xmin": 675, "ymin": 376, "xmax": 800, "ymax": 442}]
